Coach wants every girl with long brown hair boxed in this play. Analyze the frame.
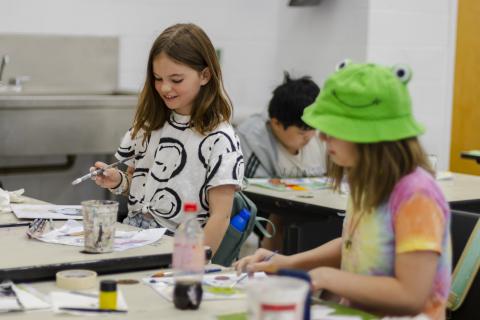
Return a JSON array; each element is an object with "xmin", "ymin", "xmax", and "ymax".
[{"xmin": 91, "ymin": 23, "xmax": 244, "ymax": 255}]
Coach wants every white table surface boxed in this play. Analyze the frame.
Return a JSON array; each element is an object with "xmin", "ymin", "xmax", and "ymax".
[
  {"xmin": 245, "ymin": 172, "xmax": 480, "ymax": 212},
  {"xmin": 0, "ymin": 196, "xmax": 243, "ymax": 319},
  {"xmin": 1, "ymin": 268, "xmax": 248, "ymax": 320}
]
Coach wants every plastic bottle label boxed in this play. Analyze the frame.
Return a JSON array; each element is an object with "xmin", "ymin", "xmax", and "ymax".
[{"xmin": 172, "ymin": 242, "xmax": 204, "ymax": 273}]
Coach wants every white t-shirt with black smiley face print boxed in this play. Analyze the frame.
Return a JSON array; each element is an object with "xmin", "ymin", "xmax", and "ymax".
[{"xmin": 115, "ymin": 111, "xmax": 244, "ymax": 228}]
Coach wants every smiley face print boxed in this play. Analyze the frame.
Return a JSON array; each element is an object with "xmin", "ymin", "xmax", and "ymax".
[
  {"xmin": 117, "ymin": 129, "xmax": 149, "ymax": 161},
  {"xmin": 148, "ymin": 187, "xmax": 181, "ymax": 219},
  {"xmin": 198, "ymin": 132, "xmax": 237, "ymax": 169},
  {"xmin": 150, "ymin": 138, "xmax": 187, "ymax": 182}
]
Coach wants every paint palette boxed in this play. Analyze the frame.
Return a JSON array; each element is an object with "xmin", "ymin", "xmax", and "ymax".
[
  {"xmin": 204, "ymin": 274, "xmax": 240, "ymax": 287},
  {"xmin": 145, "ymin": 272, "xmax": 267, "ymax": 301}
]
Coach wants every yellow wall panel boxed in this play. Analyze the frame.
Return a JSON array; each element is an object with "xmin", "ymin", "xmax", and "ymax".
[{"xmin": 450, "ymin": 0, "xmax": 480, "ymax": 175}]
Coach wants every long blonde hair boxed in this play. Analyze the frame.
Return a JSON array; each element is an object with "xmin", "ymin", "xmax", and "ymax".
[
  {"xmin": 328, "ymin": 137, "xmax": 434, "ymax": 212},
  {"xmin": 131, "ymin": 23, "xmax": 232, "ymax": 142}
]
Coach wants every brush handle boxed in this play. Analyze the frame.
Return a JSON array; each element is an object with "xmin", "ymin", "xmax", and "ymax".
[{"xmin": 71, "ymin": 155, "xmax": 135, "ymax": 185}]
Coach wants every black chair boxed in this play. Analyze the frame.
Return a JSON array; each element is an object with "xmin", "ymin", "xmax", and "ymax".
[
  {"xmin": 449, "ymin": 210, "xmax": 480, "ymax": 319},
  {"xmin": 450, "ymin": 199, "xmax": 480, "ymax": 216}
]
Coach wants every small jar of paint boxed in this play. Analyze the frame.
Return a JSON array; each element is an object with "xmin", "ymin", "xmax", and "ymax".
[{"xmin": 99, "ymin": 280, "xmax": 117, "ymax": 310}]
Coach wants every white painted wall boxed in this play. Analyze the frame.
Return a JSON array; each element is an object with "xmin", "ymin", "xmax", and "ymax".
[
  {"xmin": 0, "ymin": 0, "xmax": 282, "ymax": 123},
  {"xmin": 0, "ymin": 0, "xmax": 370, "ymax": 122},
  {"xmin": 0, "ymin": 0, "xmax": 458, "ymax": 202},
  {"xmin": 366, "ymin": 0, "xmax": 458, "ymax": 170},
  {"xmin": 275, "ymin": 0, "xmax": 369, "ymax": 87},
  {"xmin": 0, "ymin": 0, "xmax": 285, "ymax": 203}
]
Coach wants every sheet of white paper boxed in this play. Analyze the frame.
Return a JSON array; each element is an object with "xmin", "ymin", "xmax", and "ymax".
[
  {"xmin": 310, "ymin": 304, "xmax": 335, "ymax": 319},
  {"xmin": 51, "ymin": 290, "xmax": 127, "ymax": 315},
  {"xmin": 0, "ymin": 188, "xmax": 25, "ymax": 213},
  {"xmin": 12, "ymin": 284, "xmax": 50, "ymax": 310},
  {"xmin": 32, "ymin": 220, "xmax": 166, "ymax": 251},
  {"xmin": 11, "ymin": 204, "xmax": 83, "ymax": 220},
  {"xmin": 381, "ymin": 315, "xmax": 430, "ymax": 320},
  {"xmin": 316, "ymin": 316, "xmax": 362, "ymax": 320},
  {"xmin": 0, "ymin": 281, "xmax": 22, "ymax": 312},
  {"xmin": 145, "ymin": 272, "xmax": 267, "ymax": 301},
  {"xmin": 0, "ymin": 299, "xmax": 20, "ymax": 312},
  {"xmin": 248, "ymin": 177, "xmax": 330, "ymax": 191},
  {"xmin": 8, "ymin": 189, "xmax": 25, "ymax": 203},
  {"xmin": 436, "ymin": 171, "xmax": 453, "ymax": 181}
]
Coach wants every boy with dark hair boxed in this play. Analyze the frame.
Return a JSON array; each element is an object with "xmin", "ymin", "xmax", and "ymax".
[
  {"xmin": 237, "ymin": 72, "xmax": 326, "ymax": 251},
  {"xmin": 238, "ymin": 72, "xmax": 325, "ymax": 179}
]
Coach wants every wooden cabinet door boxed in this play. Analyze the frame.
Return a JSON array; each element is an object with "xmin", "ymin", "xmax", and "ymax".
[{"xmin": 450, "ymin": 0, "xmax": 480, "ymax": 175}]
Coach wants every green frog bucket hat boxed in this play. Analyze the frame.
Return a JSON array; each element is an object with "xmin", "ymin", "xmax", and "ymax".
[{"xmin": 302, "ymin": 61, "xmax": 425, "ymax": 143}]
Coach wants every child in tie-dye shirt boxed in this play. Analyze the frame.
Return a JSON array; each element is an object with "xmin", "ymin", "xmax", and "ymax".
[{"xmin": 235, "ymin": 61, "xmax": 451, "ymax": 319}]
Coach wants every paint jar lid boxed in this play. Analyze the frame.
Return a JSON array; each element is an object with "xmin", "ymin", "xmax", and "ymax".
[{"xmin": 100, "ymin": 280, "xmax": 117, "ymax": 291}]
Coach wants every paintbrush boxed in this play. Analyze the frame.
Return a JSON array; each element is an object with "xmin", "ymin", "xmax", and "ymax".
[
  {"xmin": 71, "ymin": 155, "xmax": 136, "ymax": 186},
  {"xmin": 230, "ymin": 251, "xmax": 278, "ymax": 288}
]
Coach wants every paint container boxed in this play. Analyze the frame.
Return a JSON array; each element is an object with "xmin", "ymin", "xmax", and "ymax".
[
  {"xmin": 99, "ymin": 280, "xmax": 117, "ymax": 310},
  {"xmin": 82, "ymin": 200, "xmax": 118, "ymax": 253},
  {"xmin": 246, "ymin": 275, "xmax": 309, "ymax": 320}
]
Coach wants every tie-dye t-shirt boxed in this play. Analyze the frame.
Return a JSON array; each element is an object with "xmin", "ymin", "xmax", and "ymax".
[{"xmin": 341, "ymin": 167, "xmax": 451, "ymax": 319}]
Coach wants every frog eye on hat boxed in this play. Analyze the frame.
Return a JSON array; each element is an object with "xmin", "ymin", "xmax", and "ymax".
[
  {"xmin": 336, "ymin": 59, "xmax": 352, "ymax": 71},
  {"xmin": 392, "ymin": 64, "xmax": 412, "ymax": 84}
]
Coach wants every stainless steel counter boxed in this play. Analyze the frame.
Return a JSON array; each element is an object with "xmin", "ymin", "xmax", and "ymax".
[
  {"xmin": 0, "ymin": 93, "xmax": 137, "ymax": 109},
  {"xmin": 0, "ymin": 93, "xmax": 138, "ymax": 156}
]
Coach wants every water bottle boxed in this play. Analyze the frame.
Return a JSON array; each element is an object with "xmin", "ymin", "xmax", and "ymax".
[
  {"xmin": 172, "ymin": 202, "xmax": 204, "ymax": 310},
  {"xmin": 231, "ymin": 208, "xmax": 251, "ymax": 232}
]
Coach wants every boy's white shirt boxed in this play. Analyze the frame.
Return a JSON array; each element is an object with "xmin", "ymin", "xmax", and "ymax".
[
  {"xmin": 276, "ymin": 134, "xmax": 326, "ymax": 177},
  {"xmin": 237, "ymin": 112, "xmax": 326, "ymax": 178}
]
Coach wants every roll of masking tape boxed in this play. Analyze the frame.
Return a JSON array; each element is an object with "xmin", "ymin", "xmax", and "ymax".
[{"xmin": 56, "ymin": 269, "xmax": 97, "ymax": 290}]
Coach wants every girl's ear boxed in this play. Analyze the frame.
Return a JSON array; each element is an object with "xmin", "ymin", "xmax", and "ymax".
[{"xmin": 200, "ymin": 68, "xmax": 211, "ymax": 86}]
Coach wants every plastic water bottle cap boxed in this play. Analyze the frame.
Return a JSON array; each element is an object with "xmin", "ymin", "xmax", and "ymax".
[
  {"xmin": 238, "ymin": 208, "xmax": 251, "ymax": 220},
  {"xmin": 183, "ymin": 202, "xmax": 198, "ymax": 213},
  {"xmin": 231, "ymin": 210, "xmax": 248, "ymax": 232}
]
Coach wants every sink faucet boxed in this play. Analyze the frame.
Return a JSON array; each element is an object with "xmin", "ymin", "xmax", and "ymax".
[
  {"xmin": 9, "ymin": 75, "xmax": 31, "ymax": 87},
  {"xmin": 0, "ymin": 54, "xmax": 9, "ymax": 83},
  {"xmin": 0, "ymin": 55, "xmax": 30, "ymax": 92}
]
